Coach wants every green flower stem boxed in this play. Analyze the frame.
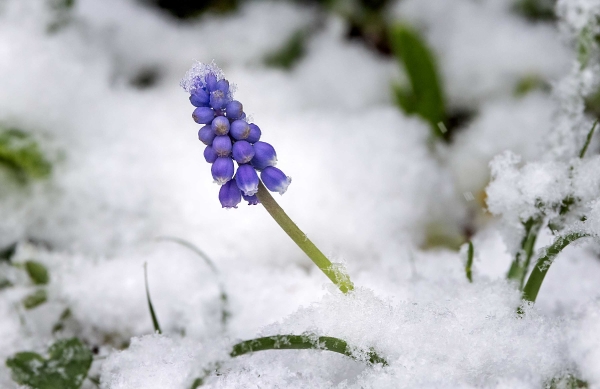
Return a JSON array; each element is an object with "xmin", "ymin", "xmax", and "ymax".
[
  {"xmin": 522, "ymin": 232, "xmax": 589, "ymax": 303},
  {"xmin": 518, "ymin": 222, "xmax": 541, "ymax": 290},
  {"xmin": 256, "ymin": 181, "xmax": 354, "ymax": 293},
  {"xmin": 507, "ymin": 218, "xmax": 542, "ymax": 289},
  {"xmin": 231, "ymin": 334, "xmax": 387, "ymax": 366}
]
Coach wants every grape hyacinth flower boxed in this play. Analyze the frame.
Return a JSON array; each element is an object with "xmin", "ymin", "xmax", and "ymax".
[
  {"xmin": 181, "ymin": 61, "xmax": 353, "ymax": 294},
  {"xmin": 181, "ymin": 61, "xmax": 288, "ymax": 206}
]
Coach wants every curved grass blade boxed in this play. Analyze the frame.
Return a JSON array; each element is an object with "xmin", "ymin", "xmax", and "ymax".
[
  {"xmin": 156, "ymin": 237, "xmax": 217, "ymax": 274},
  {"xmin": 144, "ymin": 262, "xmax": 162, "ymax": 334},
  {"xmin": 155, "ymin": 237, "xmax": 230, "ymax": 328},
  {"xmin": 522, "ymin": 232, "xmax": 590, "ymax": 303},
  {"xmin": 579, "ymin": 120, "xmax": 598, "ymax": 158},
  {"xmin": 465, "ymin": 241, "xmax": 474, "ymax": 283},
  {"xmin": 231, "ymin": 334, "xmax": 388, "ymax": 366},
  {"xmin": 190, "ymin": 334, "xmax": 387, "ymax": 387}
]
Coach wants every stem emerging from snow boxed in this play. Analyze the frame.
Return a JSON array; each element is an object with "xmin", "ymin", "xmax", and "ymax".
[
  {"xmin": 256, "ymin": 181, "xmax": 354, "ymax": 293},
  {"xmin": 522, "ymin": 232, "xmax": 589, "ymax": 303}
]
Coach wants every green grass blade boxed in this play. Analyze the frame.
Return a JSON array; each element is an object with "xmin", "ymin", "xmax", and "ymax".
[
  {"xmin": 465, "ymin": 241, "xmax": 474, "ymax": 283},
  {"xmin": 389, "ymin": 23, "xmax": 446, "ymax": 139},
  {"xmin": 155, "ymin": 237, "xmax": 230, "ymax": 328},
  {"xmin": 579, "ymin": 120, "xmax": 598, "ymax": 158},
  {"xmin": 144, "ymin": 262, "xmax": 162, "ymax": 334},
  {"xmin": 230, "ymin": 334, "xmax": 387, "ymax": 366},
  {"xmin": 522, "ymin": 232, "xmax": 589, "ymax": 303},
  {"xmin": 156, "ymin": 237, "xmax": 218, "ymax": 274}
]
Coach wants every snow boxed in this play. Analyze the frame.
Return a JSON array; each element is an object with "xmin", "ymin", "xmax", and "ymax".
[{"xmin": 0, "ymin": 0, "xmax": 600, "ymax": 388}]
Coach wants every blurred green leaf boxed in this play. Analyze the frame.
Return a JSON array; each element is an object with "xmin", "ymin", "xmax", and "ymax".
[
  {"xmin": 6, "ymin": 338, "xmax": 92, "ymax": 389},
  {"xmin": 49, "ymin": 0, "xmax": 76, "ymax": 10},
  {"xmin": 25, "ymin": 260, "xmax": 50, "ymax": 285},
  {"xmin": 0, "ymin": 242, "xmax": 17, "ymax": 262},
  {"xmin": 0, "ymin": 279, "xmax": 13, "ymax": 289},
  {"xmin": 514, "ymin": 74, "xmax": 548, "ymax": 97},
  {"xmin": 547, "ymin": 374, "xmax": 588, "ymax": 389},
  {"xmin": 513, "ymin": 0, "xmax": 556, "ymax": 22},
  {"xmin": 389, "ymin": 23, "xmax": 446, "ymax": 139},
  {"xmin": 52, "ymin": 308, "xmax": 72, "ymax": 334},
  {"xmin": 578, "ymin": 25, "xmax": 597, "ymax": 69},
  {"xmin": 264, "ymin": 30, "xmax": 307, "ymax": 70},
  {"xmin": 0, "ymin": 128, "xmax": 51, "ymax": 184},
  {"xmin": 23, "ymin": 289, "xmax": 47, "ymax": 310}
]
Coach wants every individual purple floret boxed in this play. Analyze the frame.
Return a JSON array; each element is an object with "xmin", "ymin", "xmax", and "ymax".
[
  {"xmin": 213, "ymin": 136, "xmax": 232, "ymax": 157},
  {"xmin": 226, "ymin": 101, "xmax": 243, "ymax": 120},
  {"xmin": 232, "ymin": 141, "xmax": 254, "ymax": 164},
  {"xmin": 190, "ymin": 89, "xmax": 210, "ymax": 107},
  {"xmin": 219, "ymin": 179, "xmax": 241, "ymax": 208},
  {"xmin": 230, "ymin": 120, "xmax": 250, "ymax": 140},
  {"xmin": 235, "ymin": 164, "xmax": 260, "ymax": 196},
  {"xmin": 193, "ymin": 107, "xmax": 215, "ymax": 124},
  {"xmin": 261, "ymin": 166, "xmax": 291, "ymax": 195},
  {"xmin": 247, "ymin": 124, "xmax": 261, "ymax": 144},
  {"xmin": 198, "ymin": 125, "xmax": 216, "ymax": 145},
  {"xmin": 251, "ymin": 141, "xmax": 277, "ymax": 170},
  {"xmin": 212, "ymin": 116, "xmax": 230, "ymax": 136},
  {"xmin": 205, "ymin": 73, "xmax": 218, "ymax": 92},
  {"xmin": 216, "ymin": 79, "xmax": 229, "ymax": 94},
  {"xmin": 210, "ymin": 90, "xmax": 228, "ymax": 110},
  {"xmin": 204, "ymin": 146, "xmax": 218, "ymax": 163},
  {"xmin": 181, "ymin": 61, "xmax": 291, "ymax": 206},
  {"xmin": 211, "ymin": 157, "xmax": 234, "ymax": 185}
]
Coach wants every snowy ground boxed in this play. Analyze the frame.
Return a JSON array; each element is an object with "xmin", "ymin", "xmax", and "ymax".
[{"xmin": 1, "ymin": 0, "xmax": 600, "ymax": 388}]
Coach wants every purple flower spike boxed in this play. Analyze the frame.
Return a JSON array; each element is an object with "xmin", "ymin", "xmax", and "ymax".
[
  {"xmin": 261, "ymin": 166, "xmax": 291, "ymax": 195},
  {"xmin": 219, "ymin": 180, "xmax": 241, "ymax": 208},
  {"xmin": 198, "ymin": 125, "xmax": 216, "ymax": 145},
  {"xmin": 211, "ymin": 157, "xmax": 234, "ymax": 185},
  {"xmin": 230, "ymin": 120, "xmax": 250, "ymax": 140},
  {"xmin": 182, "ymin": 62, "xmax": 293, "ymax": 207},
  {"xmin": 247, "ymin": 124, "xmax": 261, "ymax": 144},
  {"xmin": 235, "ymin": 164, "xmax": 259, "ymax": 196},
  {"xmin": 204, "ymin": 145, "xmax": 218, "ymax": 163},
  {"xmin": 210, "ymin": 90, "xmax": 228, "ymax": 110},
  {"xmin": 216, "ymin": 79, "xmax": 229, "ymax": 94},
  {"xmin": 232, "ymin": 141, "xmax": 255, "ymax": 164},
  {"xmin": 242, "ymin": 193, "xmax": 259, "ymax": 205},
  {"xmin": 205, "ymin": 73, "xmax": 218, "ymax": 92},
  {"xmin": 251, "ymin": 141, "xmax": 277, "ymax": 170},
  {"xmin": 212, "ymin": 116, "xmax": 230, "ymax": 136},
  {"xmin": 226, "ymin": 101, "xmax": 243, "ymax": 120},
  {"xmin": 193, "ymin": 107, "xmax": 215, "ymax": 124},
  {"xmin": 190, "ymin": 89, "xmax": 210, "ymax": 107},
  {"xmin": 213, "ymin": 135, "xmax": 232, "ymax": 157}
]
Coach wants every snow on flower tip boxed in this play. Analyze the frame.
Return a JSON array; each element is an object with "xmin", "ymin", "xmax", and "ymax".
[{"xmin": 181, "ymin": 61, "xmax": 291, "ymax": 207}]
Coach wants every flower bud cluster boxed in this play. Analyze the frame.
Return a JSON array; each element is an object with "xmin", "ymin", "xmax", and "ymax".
[{"xmin": 181, "ymin": 62, "xmax": 291, "ymax": 208}]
